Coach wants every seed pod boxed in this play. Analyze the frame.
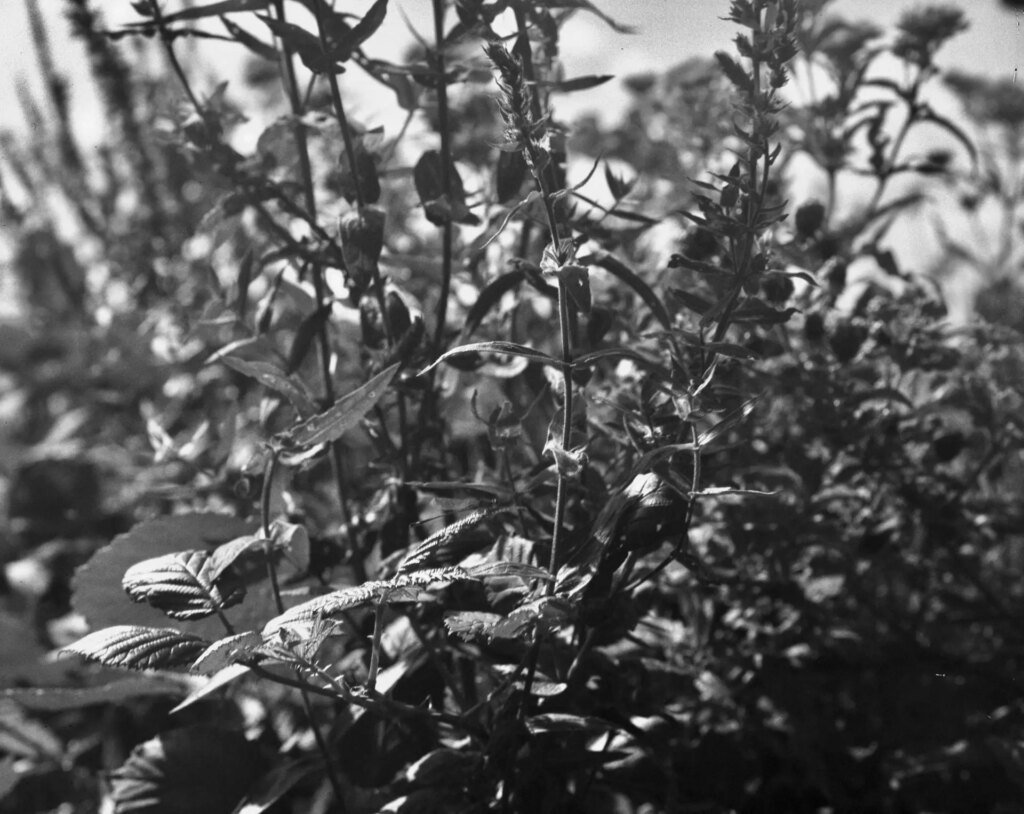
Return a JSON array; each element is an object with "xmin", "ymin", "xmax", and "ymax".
[
  {"xmin": 339, "ymin": 206, "xmax": 385, "ymax": 293},
  {"xmin": 795, "ymin": 200, "xmax": 826, "ymax": 238}
]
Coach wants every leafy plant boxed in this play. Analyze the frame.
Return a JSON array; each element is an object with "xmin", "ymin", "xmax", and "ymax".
[{"xmin": 1, "ymin": 1, "xmax": 1022, "ymax": 812}]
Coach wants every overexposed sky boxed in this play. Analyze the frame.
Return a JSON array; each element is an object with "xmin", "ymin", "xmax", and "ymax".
[{"xmin": 1, "ymin": 0, "xmax": 1020, "ymax": 143}]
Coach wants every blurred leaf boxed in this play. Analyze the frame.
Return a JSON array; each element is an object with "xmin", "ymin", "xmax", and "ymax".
[
  {"xmin": 219, "ymin": 357, "xmax": 318, "ymax": 417},
  {"xmin": 0, "ymin": 676, "xmax": 190, "ymax": 711},
  {"xmin": 525, "ymin": 713, "xmax": 619, "ymax": 735},
  {"xmin": 537, "ymin": 74, "xmax": 614, "ymax": 93},
  {"xmin": 0, "ymin": 701, "xmax": 63, "ymax": 760},
  {"xmin": 109, "ymin": 726, "xmax": 266, "ymax": 814}
]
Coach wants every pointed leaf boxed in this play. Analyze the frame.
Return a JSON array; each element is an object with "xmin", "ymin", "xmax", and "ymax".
[
  {"xmin": 63, "ymin": 626, "xmax": 210, "ymax": 671},
  {"xmin": 219, "ymin": 357, "xmax": 317, "ymax": 417},
  {"xmin": 72, "ymin": 515, "xmax": 259, "ymax": 638},
  {"xmin": 281, "ymin": 363, "xmax": 399, "ymax": 449},
  {"xmin": 191, "ymin": 631, "xmax": 264, "ymax": 674},
  {"xmin": 157, "ymin": 0, "xmax": 268, "ymax": 24},
  {"xmin": 537, "ymin": 74, "xmax": 614, "ymax": 93},
  {"xmin": 123, "ymin": 550, "xmax": 245, "ymax": 620},
  {"xmin": 207, "ymin": 535, "xmax": 271, "ymax": 582},
  {"xmin": 420, "ymin": 342, "xmax": 558, "ymax": 375},
  {"xmin": 264, "ymin": 567, "xmax": 471, "ymax": 635},
  {"xmin": 398, "ymin": 509, "xmax": 496, "ymax": 573}
]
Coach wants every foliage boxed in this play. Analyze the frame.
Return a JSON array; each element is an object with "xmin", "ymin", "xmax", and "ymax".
[{"xmin": 1, "ymin": 0, "xmax": 1022, "ymax": 812}]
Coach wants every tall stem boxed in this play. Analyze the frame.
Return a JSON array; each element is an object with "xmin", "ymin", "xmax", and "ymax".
[
  {"xmin": 270, "ymin": 0, "xmax": 355, "ymax": 538},
  {"xmin": 430, "ymin": 0, "xmax": 455, "ymax": 354}
]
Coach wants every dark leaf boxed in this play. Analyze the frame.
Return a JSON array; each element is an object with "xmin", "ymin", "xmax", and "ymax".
[
  {"xmin": 496, "ymin": 150, "xmax": 529, "ymax": 203},
  {"xmin": 157, "ymin": 0, "xmax": 268, "ymax": 24},
  {"xmin": 536, "ymin": 74, "xmax": 614, "ymax": 93},
  {"xmin": 585, "ymin": 252, "xmax": 673, "ymax": 328},
  {"xmin": 220, "ymin": 15, "xmax": 277, "ymax": 61},
  {"xmin": 460, "ymin": 270, "xmax": 526, "ymax": 339},
  {"xmin": 109, "ymin": 726, "xmax": 266, "ymax": 814},
  {"xmin": 285, "ymin": 304, "xmax": 330, "ymax": 374}
]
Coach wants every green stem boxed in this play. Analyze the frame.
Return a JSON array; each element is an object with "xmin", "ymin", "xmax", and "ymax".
[
  {"xmin": 269, "ymin": 0, "xmax": 355, "ymax": 539},
  {"xmin": 366, "ymin": 596, "xmax": 386, "ymax": 691},
  {"xmin": 430, "ymin": 0, "xmax": 455, "ymax": 355}
]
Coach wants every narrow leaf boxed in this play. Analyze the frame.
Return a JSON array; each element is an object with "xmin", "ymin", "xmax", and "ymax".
[
  {"xmin": 420, "ymin": 342, "xmax": 558, "ymax": 375},
  {"xmin": 536, "ymin": 74, "xmax": 614, "ymax": 93},
  {"xmin": 220, "ymin": 357, "xmax": 317, "ymax": 417},
  {"xmin": 398, "ymin": 509, "xmax": 496, "ymax": 573},
  {"xmin": 281, "ymin": 363, "xmax": 399, "ymax": 448}
]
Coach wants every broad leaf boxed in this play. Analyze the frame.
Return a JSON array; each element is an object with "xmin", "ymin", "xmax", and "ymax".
[
  {"xmin": 63, "ymin": 626, "xmax": 210, "ymax": 672},
  {"xmin": 109, "ymin": 726, "xmax": 266, "ymax": 814},
  {"xmin": 207, "ymin": 535, "xmax": 272, "ymax": 582},
  {"xmin": 123, "ymin": 550, "xmax": 245, "ymax": 620},
  {"xmin": 73, "ymin": 515, "xmax": 260, "ymax": 638},
  {"xmin": 280, "ymin": 363, "xmax": 399, "ymax": 449}
]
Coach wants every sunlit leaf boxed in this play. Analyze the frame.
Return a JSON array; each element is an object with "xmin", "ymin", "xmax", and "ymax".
[{"xmin": 63, "ymin": 626, "xmax": 210, "ymax": 672}]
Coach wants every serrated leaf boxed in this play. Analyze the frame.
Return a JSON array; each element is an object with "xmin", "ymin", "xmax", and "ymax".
[
  {"xmin": 443, "ymin": 611, "xmax": 506, "ymax": 641},
  {"xmin": 123, "ymin": 550, "xmax": 245, "ymax": 620},
  {"xmin": 264, "ymin": 567, "xmax": 471, "ymax": 636},
  {"xmin": 191, "ymin": 631, "xmax": 264, "ymax": 674},
  {"xmin": 281, "ymin": 363, "xmax": 399, "ymax": 449},
  {"xmin": 63, "ymin": 626, "xmax": 210, "ymax": 672},
  {"xmin": 72, "ymin": 515, "xmax": 261, "ymax": 638},
  {"xmin": 110, "ymin": 726, "xmax": 266, "ymax": 814},
  {"xmin": 398, "ymin": 509, "xmax": 496, "ymax": 573},
  {"xmin": 420, "ymin": 342, "xmax": 558, "ymax": 375},
  {"xmin": 465, "ymin": 561, "xmax": 552, "ymax": 581}
]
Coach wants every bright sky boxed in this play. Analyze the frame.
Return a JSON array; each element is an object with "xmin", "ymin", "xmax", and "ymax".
[{"xmin": 1, "ymin": 0, "xmax": 1020, "ymax": 143}]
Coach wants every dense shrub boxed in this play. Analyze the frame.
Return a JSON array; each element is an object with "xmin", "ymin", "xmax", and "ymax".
[{"xmin": 0, "ymin": 1, "xmax": 1022, "ymax": 812}]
